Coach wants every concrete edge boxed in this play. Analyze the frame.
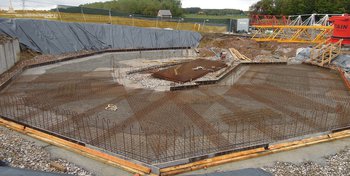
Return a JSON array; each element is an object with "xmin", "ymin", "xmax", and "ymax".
[{"xmin": 159, "ymin": 129, "xmax": 350, "ymax": 176}]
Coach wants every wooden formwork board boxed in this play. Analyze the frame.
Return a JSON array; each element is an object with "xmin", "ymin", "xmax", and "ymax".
[
  {"xmin": 160, "ymin": 130, "xmax": 350, "ymax": 176},
  {"xmin": 0, "ymin": 117, "xmax": 152, "ymax": 175}
]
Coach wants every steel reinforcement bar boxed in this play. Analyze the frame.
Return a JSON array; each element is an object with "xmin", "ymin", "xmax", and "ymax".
[{"xmin": 0, "ymin": 47, "xmax": 191, "ymax": 91}]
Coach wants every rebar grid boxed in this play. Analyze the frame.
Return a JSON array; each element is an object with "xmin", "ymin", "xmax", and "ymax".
[{"xmin": 0, "ymin": 64, "xmax": 349, "ymax": 164}]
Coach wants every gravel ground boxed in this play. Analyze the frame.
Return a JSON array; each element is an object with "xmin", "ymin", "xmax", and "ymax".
[
  {"xmin": 0, "ymin": 126, "xmax": 94, "ymax": 175},
  {"xmin": 262, "ymin": 146, "xmax": 350, "ymax": 176}
]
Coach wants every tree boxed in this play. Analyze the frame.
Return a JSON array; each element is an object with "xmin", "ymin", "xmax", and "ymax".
[
  {"xmin": 83, "ymin": 0, "xmax": 183, "ymax": 17},
  {"xmin": 249, "ymin": 0, "xmax": 349, "ymax": 15}
]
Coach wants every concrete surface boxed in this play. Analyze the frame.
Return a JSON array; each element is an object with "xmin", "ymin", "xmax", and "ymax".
[
  {"xmin": 181, "ymin": 137, "xmax": 350, "ymax": 175},
  {"xmin": 0, "ymin": 39, "xmax": 20, "ymax": 74}
]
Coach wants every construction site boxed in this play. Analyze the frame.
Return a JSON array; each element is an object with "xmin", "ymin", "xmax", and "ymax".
[{"xmin": 1, "ymin": 2, "xmax": 350, "ymax": 176}]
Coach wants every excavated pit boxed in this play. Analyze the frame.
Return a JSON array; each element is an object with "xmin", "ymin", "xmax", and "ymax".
[{"xmin": 0, "ymin": 51, "xmax": 349, "ymax": 165}]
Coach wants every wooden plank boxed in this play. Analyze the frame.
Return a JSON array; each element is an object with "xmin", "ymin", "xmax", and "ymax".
[
  {"xmin": 228, "ymin": 48, "xmax": 237, "ymax": 61},
  {"xmin": 229, "ymin": 48, "xmax": 251, "ymax": 62},
  {"xmin": 160, "ymin": 129, "xmax": 350, "ymax": 176},
  {"xmin": 0, "ymin": 117, "xmax": 152, "ymax": 175},
  {"xmin": 160, "ymin": 147, "xmax": 266, "ymax": 173}
]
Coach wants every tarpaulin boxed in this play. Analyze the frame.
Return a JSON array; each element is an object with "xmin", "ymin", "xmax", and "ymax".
[{"xmin": 0, "ymin": 18, "xmax": 202, "ymax": 54}]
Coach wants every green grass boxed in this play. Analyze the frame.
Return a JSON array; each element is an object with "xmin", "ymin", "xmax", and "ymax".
[{"xmin": 183, "ymin": 14, "xmax": 248, "ymax": 19}]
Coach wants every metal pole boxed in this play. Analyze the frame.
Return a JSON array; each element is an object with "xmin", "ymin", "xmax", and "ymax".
[
  {"xmin": 176, "ymin": 18, "xmax": 183, "ymax": 30},
  {"xmin": 202, "ymin": 19, "xmax": 209, "ymax": 31},
  {"xmin": 109, "ymin": 9, "xmax": 112, "ymax": 24},
  {"xmin": 56, "ymin": 7, "xmax": 62, "ymax": 22},
  {"xmin": 129, "ymin": 15, "xmax": 134, "ymax": 26},
  {"xmin": 202, "ymin": 20, "xmax": 206, "ymax": 31},
  {"xmin": 156, "ymin": 17, "xmax": 158, "ymax": 28},
  {"xmin": 81, "ymin": 7, "xmax": 86, "ymax": 23}
]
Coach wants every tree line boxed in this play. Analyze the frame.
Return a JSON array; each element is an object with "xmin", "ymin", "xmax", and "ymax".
[
  {"xmin": 250, "ymin": 0, "xmax": 350, "ymax": 15},
  {"xmin": 82, "ymin": 0, "xmax": 244, "ymax": 17},
  {"xmin": 183, "ymin": 8, "xmax": 244, "ymax": 16},
  {"xmin": 82, "ymin": 0, "xmax": 183, "ymax": 17}
]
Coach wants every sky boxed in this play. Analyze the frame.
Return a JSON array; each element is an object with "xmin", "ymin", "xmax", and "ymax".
[{"xmin": 0, "ymin": 0, "xmax": 259, "ymax": 11}]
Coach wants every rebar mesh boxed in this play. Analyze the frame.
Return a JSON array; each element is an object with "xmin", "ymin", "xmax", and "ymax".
[{"xmin": 0, "ymin": 64, "xmax": 349, "ymax": 164}]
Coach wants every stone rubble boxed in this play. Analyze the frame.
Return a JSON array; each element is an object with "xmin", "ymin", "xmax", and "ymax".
[
  {"xmin": 262, "ymin": 146, "xmax": 350, "ymax": 176},
  {"xmin": 0, "ymin": 126, "xmax": 94, "ymax": 176},
  {"xmin": 125, "ymin": 73, "xmax": 172, "ymax": 89}
]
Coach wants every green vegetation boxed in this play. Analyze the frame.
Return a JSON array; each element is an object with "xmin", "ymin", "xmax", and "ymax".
[
  {"xmin": 183, "ymin": 8, "xmax": 244, "ymax": 16},
  {"xmin": 250, "ymin": 0, "xmax": 350, "ymax": 15},
  {"xmin": 183, "ymin": 8, "xmax": 246, "ymax": 19},
  {"xmin": 184, "ymin": 14, "xmax": 247, "ymax": 20},
  {"xmin": 82, "ymin": 0, "xmax": 183, "ymax": 17},
  {"xmin": 81, "ymin": 1, "xmax": 247, "ymax": 19}
]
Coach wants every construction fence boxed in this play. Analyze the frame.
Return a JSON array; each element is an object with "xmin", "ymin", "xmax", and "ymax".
[{"xmin": 0, "ymin": 7, "xmax": 236, "ymax": 33}]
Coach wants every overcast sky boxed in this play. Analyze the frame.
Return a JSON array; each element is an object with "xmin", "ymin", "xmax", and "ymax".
[{"xmin": 0, "ymin": 0, "xmax": 259, "ymax": 11}]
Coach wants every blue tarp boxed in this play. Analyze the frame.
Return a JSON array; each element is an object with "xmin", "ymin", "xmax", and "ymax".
[{"xmin": 0, "ymin": 18, "xmax": 202, "ymax": 55}]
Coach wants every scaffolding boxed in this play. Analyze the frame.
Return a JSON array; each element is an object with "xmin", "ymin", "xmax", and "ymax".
[{"xmin": 308, "ymin": 39, "xmax": 343, "ymax": 66}]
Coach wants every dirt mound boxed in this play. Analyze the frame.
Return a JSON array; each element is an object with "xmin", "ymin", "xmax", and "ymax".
[
  {"xmin": 152, "ymin": 59, "xmax": 227, "ymax": 83},
  {"xmin": 199, "ymin": 33, "xmax": 309, "ymax": 59},
  {"xmin": 0, "ymin": 34, "xmax": 13, "ymax": 44}
]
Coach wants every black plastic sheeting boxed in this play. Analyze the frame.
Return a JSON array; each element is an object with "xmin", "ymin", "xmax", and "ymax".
[{"xmin": 0, "ymin": 18, "xmax": 202, "ymax": 55}]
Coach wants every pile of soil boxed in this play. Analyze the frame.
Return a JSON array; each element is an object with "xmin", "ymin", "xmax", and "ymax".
[
  {"xmin": 0, "ymin": 34, "xmax": 13, "ymax": 44},
  {"xmin": 198, "ymin": 33, "xmax": 309, "ymax": 59},
  {"xmin": 152, "ymin": 59, "xmax": 227, "ymax": 83},
  {"xmin": 0, "ymin": 34, "xmax": 40, "ymax": 60},
  {"xmin": 19, "ymin": 48, "xmax": 41, "ymax": 60}
]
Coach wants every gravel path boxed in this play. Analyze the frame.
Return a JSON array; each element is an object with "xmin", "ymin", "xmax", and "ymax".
[
  {"xmin": 0, "ymin": 126, "xmax": 94, "ymax": 175},
  {"xmin": 262, "ymin": 146, "xmax": 350, "ymax": 176}
]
